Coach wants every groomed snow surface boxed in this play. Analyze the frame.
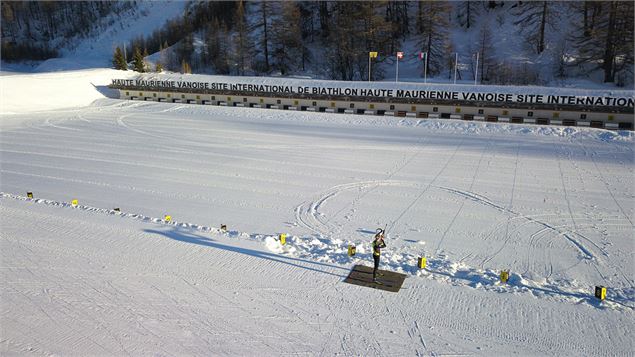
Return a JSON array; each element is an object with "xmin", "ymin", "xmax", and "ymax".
[{"xmin": 1, "ymin": 69, "xmax": 634, "ymax": 356}]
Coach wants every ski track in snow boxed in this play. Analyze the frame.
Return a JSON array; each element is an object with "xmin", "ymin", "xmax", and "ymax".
[
  {"xmin": 297, "ymin": 175, "xmax": 629, "ymax": 281},
  {"xmin": 2, "ymin": 94, "xmax": 634, "ymax": 355},
  {"xmin": 291, "ymin": 169, "xmax": 633, "ymax": 310},
  {"xmin": 434, "ymin": 136, "xmax": 491, "ymax": 254},
  {"xmin": 3, "ymin": 191, "xmax": 632, "ymax": 311}
]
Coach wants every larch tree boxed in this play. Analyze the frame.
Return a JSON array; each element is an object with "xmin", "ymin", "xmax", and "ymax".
[
  {"xmin": 271, "ymin": 2, "xmax": 303, "ymax": 75},
  {"xmin": 456, "ymin": 1, "xmax": 482, "ymax": 29},
  {"xmin": 318, "ymin": 1, "xmax": 330, "ymax": 41},
  {"xmin": 385, "ymin": 1, "xmax": 410, "ymax": 53},
  {"xmin": 323, "ymin": 1, "xmax": 391, "ymax": 81},
  {"xmin": 358, "ymin": 1, "xmax": 392, "ymax": 80},
  {"xmin": 325, "ymin": 2, "xmax": 357, "ymax": 80},
  {"xmin": 414, "ymin": 1, "xmax": 451, "ymax": 77},
  {"xmin": 513, "ymin": 1, "xmax": 558, "ymax": 54},
  {"xmin": 571, "ymin": 1, "xmax": 634, "ymax": 84},
  {"xmin": 132, "ymin": 46, "xmax": 145, "ymax": 72},
  {"xmin": 181, "ymin": 59, "xmax": 191, "ymax": 74},
  {"xmin": 176, "ymin": 33, "xmax": 194, "ymax": 71},
  {"xmin": 142, "ymin": 47, "xmax": 150, "ymax": 72},
  {"xmin": 204, "ymin": 18, "xmax": 227, "ymax": 74},
  {"xmin": 254, "ymin": 2, "xmax": 272, "ymax": 73},
  {"xmin": 477, "ymin": 20, "xmax": 495, "ymax": 83},
  {"xmin": 232, "ymin": 0, "xmax": 254, "ymax": 75},
  {"xmin": 112, "ymin": 46, "xmax": 127, "ymax": 70},
  {"xmin": 159, "ymin": 41, "xmax": 170, "ymax": 71},
  {"xmin": 297, "ymin": 2, "xmax": 314, "ymax": 71}
]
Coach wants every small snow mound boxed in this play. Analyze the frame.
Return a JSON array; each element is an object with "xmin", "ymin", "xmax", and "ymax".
[
  {"xmin": 264, "ymin": 236, "xmax": 283, "ymax": 253},
  {"xmin": 598, "ymin": 130, "xmax": 634, "ymax": 142},
  {"xmin": 264, "ymin": 236, "xmax": 296, "ymax": 255}
]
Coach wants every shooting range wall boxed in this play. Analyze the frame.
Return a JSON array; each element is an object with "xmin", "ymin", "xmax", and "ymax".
[{"xmin": 109, "ymin": 78, "xmax": 634, "ymax": 130}]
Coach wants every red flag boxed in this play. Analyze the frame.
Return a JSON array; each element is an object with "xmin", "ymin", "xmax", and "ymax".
[{"xmin": 397, "ymin": 52, "xmax": 404, "ymax": 59}]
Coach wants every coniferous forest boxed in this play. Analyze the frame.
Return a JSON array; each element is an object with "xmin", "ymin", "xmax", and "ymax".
[{"xmin": 2, "ymin": 1, "xmax": 633, "ymax": 86}]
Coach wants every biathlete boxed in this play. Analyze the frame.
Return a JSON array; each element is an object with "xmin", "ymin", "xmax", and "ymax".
[{"xmin": 372, "ymin": 228, "xmax": 387, "ymax": 284}]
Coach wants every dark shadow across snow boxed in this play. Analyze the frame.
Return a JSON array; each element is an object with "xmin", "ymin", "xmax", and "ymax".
[{"xmin": 144, "ymin": 227, "xmax": 348, "ymax": 279}]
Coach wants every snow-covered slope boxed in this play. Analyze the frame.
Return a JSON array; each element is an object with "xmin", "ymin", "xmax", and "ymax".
[
  {"xmin": 0, "ymin": 69, "xmax": 136, "ymax": 115},
  {"xmin": 1, "ymin": 70, "xmax": 633, "ymax": 355},
  {"xmin": 53, "ymin": 1, "xmax": 186, "ymax": 71},
  {"xmin": 0, "ymin": 1, "xmax": 186, "ymax": 73}
]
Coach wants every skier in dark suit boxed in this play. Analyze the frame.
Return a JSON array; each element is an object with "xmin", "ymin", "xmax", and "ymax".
[{"xmin": 372, "ymin": 228, "xmax": 386, "ymax": 283}]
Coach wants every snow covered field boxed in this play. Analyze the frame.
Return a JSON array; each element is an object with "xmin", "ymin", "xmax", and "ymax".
[{"xmin": 1, "ymin": 70, "xmax": 634, "ymax": 355}]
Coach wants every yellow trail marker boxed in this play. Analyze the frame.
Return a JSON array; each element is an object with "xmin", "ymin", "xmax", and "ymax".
[
  {"xmin": 595, "ymin": 286, "xmax": 607, "ymax": 301},
  {"xmin": 348, "ymin": 245, "xmax": 356, "ymax": 257},
  {"xmin": 26, "ymin": 192, "xmax": 33, "ymax": 199},
  {"xmin": 279, "ymin": 233, "xmax": 287, "ymax": 245},
  {"xmin": 418, "ymin": 257, "xmax": 427, "ymax": 269},
  {"xmin": 71, "ymin": 199, "xmax": 78, "ymax": 207},
  {"xmin": 500, "ymin": 270, "xmax": 510, "ymax": 283},
  {"xmin": 369, "ymin": 51, "xmax": 378, "ymax": 58},
  {"xmin": 164, "ymin": 215, "xmax": 172, "ymax": 222}
]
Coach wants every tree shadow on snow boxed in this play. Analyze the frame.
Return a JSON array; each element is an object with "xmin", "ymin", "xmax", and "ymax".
[{"xmin": 144, "ymin": 227, "xmax": 348, "ymax": 279}]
